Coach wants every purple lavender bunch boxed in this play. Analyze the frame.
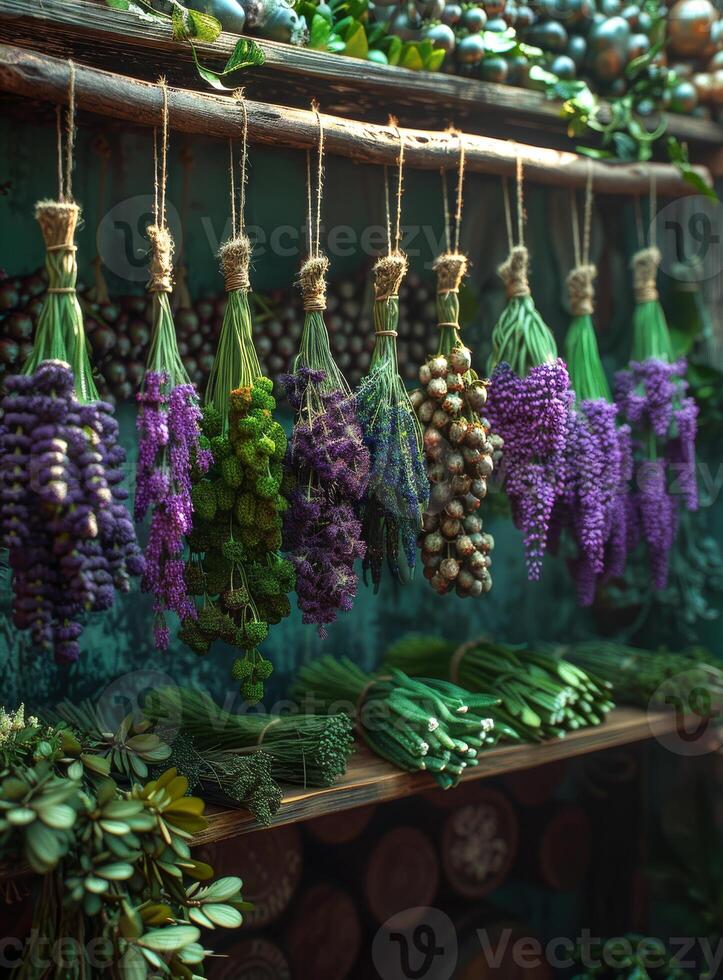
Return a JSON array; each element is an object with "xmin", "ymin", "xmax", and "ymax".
[
  {"xmin": 486, "ymin": 359, "xmax": 574, "ymax": 580},
  {"xmin": 281, "ymin": 367, "xmax": 369, "ymax": 635},
  {"xmin": 135, "ymin": 371, "xmax": 210, "ymax": 649},
  {"xmin": 614, "ymin": 358, "xmax": 698, "ymax": 591},
  {"xmin": 0, "ymin": 360, "xmax": 143, "ymax": 662}
]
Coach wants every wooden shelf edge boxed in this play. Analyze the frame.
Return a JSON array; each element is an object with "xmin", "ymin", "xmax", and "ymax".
[
  {"xmin": 1, "ymin": 0, "xmax": 721, "ymax": 152},
  {"xmin": 195, "ymin": 706, "xmax": 684, "ymax": 845}
]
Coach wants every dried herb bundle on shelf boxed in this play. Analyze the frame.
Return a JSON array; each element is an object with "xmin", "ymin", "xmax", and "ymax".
[
  {"xmin": 281, "ymin": 109, "xmax": 369, "ymax": 633},
  {"xmin": 1, "ymin": 68, "xmax": 142, "ymax": 664},
  {"xmin": 181, "ymin": 124, "xmax": 294, "ymax": 702},
  {"xmin": 413, "ymin": 146, "xmax": 501, "ymax": 598},
  {"xmin": 486, "ymin": 161, "xmax": 574, "ymax": 581},
  {"xmin": 357, "ymin": 131, "xmax": 429, "ymax": 589},
  {"xmin": 385, "ymin": 634, "xmax": 614, "ymax": 743},
  {"xmin": 291, "ymin": 656, "xmax": 498, "ymax": 789},
  {"xmin": 134, "ymin": 84, "xmax": 211, "ymax": 652},
  {"xmin": 564, "ymin": 641, "xmax": 723, "ymax": 711},
  {"xmin": 145, "ymin": 686, "xmax": 355, "ymax": 787}
]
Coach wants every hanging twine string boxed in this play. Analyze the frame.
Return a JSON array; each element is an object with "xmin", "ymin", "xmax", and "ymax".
[
  {"xmin": 41, "ymin": 60, "xmax": 79, "ymax": 295},
  {"xmin": 567, "ymin": 163, "xmax": 596, "ymax": 317},
  {"xmin": 219, "ymin": 91, "xmax": 252, "ymax": 293},
  {"xmin": 374, "ymin": 120, "xmax": 408, "ymax": 311},
  {"xmin": 631, "ymin": 173, "xmax": 660, "ymax": 304},
  {"xmin": 147, "ymin": 78, "xmax": 174, "ymax": 295},
  {"xmin": 434, "ymin": 130, "xmax": 469, "ymax": 328},
  {"xmin": 298, "ymin": 100, "xmax": 329, "ymax": 312},
  {"xmin": 499, "ymin": 154, "xmax": 530, "ymax": 300},
  {"xmin": 91, "ymin": 135, "xmax": 112, "ymax": 303}
]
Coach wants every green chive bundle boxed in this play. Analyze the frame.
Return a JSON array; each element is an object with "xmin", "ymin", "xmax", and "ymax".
[
  {"xmin": 565, "ymin": 262, "xmax": 611, "ymax": 403},
  {"xmin": 145, "ymin": 687, "xmax": 355, "ymax": 788},
  {"xmin": 291, "ymin": 656, "xmax": 498, "ymax": 790},
  {"xmin": 563, "ymin": 640, "xmax": 723, "ymax": 710},
  {"xmin": 385, "ymin": 634, "xmax": 614, "ymax": 742},
  {"xmin": 630, "ymin": 246, "xmax": 673, "ymax": 363}
]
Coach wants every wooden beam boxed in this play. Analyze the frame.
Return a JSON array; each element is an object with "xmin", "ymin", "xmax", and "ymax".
[
  {"xmin": 1, "ymin": 0, "xmax": 721, "ymax": 152},
  {"xmin": 0, "ymin": 44, "xmax": 710, "ymax": 196}
]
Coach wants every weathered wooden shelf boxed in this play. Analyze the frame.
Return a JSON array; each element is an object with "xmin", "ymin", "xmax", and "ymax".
[
  {"xmin": 195, "ymin": 706, "xmax": 680, "ymax": 845},
  {"xmin": 1, "ymin": 0, "xmax": 721, "ymax": 158},
  {"xmin": 0, "ymin": 44, "xmax": 710, "ymax": 195}
]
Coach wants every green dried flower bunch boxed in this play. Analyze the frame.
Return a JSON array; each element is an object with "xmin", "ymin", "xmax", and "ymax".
[
  {"xmin": 182, "ymin": 381, "xmax": 295, "ymax": 703},
  {"xmin": 146, "ymin": 687, "xmax": 355, "ymax": 788},
  {"xmin": 291, "ymin": 656, "xmax": 498, "ymax": 790}
]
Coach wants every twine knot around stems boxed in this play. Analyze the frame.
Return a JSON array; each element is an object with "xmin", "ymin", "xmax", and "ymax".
[
  {"xmin": 146, "ymin": 223, "xmax": 174, "ymax": 294},
  {"xmin": 632, "ymin": 246, "xmax": 661, "ymax": 304},
  {"xmin": 433, "ymin": 252, "xmax": 468, "ymax": 295},
  {"xmin": 35, "ymin": 200, "xmax": 81, "ymax": 295},
  {"xmin": 298, "ymin": 254, "xmax": 330, "ymax": 311},
  {"xmin": 498, "ymin": 245, "xmax": 531, "ymax": 299},
  {"xmin": 373, "ymin": 252, "xmax": 408, "ymax": 302},
  {"xmin": 219, "ymin": 234, "xmax": 252, "ymax": 293},
  {"xmin": 567, "ymin": 263, "xmax": 597, "ymax": 318}
]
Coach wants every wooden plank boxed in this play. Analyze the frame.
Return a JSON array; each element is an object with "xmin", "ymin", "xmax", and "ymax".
[
  {"xmin": 0, "ymin": 0, "xmax": 720, "ymax": 150},
  {"xmin": 0, "ymin": 44, "xmax": 711, "ymax": 196},
  {"xmin": 194, "ymin": 707, "xmax": 681, "ymax": 845}
]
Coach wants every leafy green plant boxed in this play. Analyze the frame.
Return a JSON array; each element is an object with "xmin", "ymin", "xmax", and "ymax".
[
  {"xmin": 104, "ymin": 0, "xmax": 265, "ymax": 88},
  {"xmin": 0, "ymin": 708, "xmax": 250, "ymax": 979}
]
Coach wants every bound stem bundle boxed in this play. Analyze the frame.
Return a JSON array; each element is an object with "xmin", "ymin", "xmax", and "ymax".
[
  {"xmin": 564, "ymin": 640, "xmax": 723, "ymax": 711},
  {"xmin": 145, "ymin": 686, "xmax": 355, "ymax": 787},
  {"xmin": 414, "ymin": 252, "xmax": 501, "ymax": 597},
  {"xmin": 385, "ymin": 634, "xmax": 614, "ymax": 742},
  {"xmin": 357, "ymin": 252, "xmax": 429, "ymax": 589},
  {"xmin": 291, "ymin": 656, "xmax": 498, "ymax": 790},
  {"xmin": 281, "ymin": 127, "xmax": 369, "ymax": 633},
  {"xmin": 485, "ymin": 170, "xmax": 574, "ymax": 581},
  {"xmin": 630, "ymin": 246, "xmax": 674, "ymax": 364}
]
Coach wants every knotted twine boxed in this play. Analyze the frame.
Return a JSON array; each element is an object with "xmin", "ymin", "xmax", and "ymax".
[
  {"xmin": 435, "ymin": 131, "xmax": 471, "ymax": 353},
  {"xmin": 630, "ymin": 172, "xmax": 673, "ymax": 363},
  {"xmin": 25, "ymin": 60, "xmax": 99, "ymax": 404},
  {"xmin": 206, "ymin": 91, "xmax": 262, "ymax": 428},
  {"xmin": 372, "ymin": 118, "xmax": 408, "ymax": 334},
  {"xmin": 564, "ymin": 165, "xmax": 611, "ymax": 404}
]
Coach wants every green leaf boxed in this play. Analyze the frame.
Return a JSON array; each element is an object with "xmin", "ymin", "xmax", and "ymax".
[
  {"xmin": 119, "ymin": 946, "xmax": 148, "ymax": 980},
  {"xmin": 310, "ymin": 14, "xmax": 332, "ymax": 50},
  {"xmin": 424, "ymin": 48, "xmax": 446, "ymax": 72},
  {"xmin": 172, "ymin": 10, "xmax": 191, "ymax": 45},
  {"xmin": 39, "ymin": 803, "xmax": 76, "ymax": 830},
  {"xmin": 81, "ymin": 753, "xmax": 111, "ymax": 776},
  {"xmin": 399, "ymin": 43, "xmax": 424, "ymax": 71},
  {"xmin": 200, "ymin": 876, "xmax": 243, "ymax": 901},
  {"xmin": 6, "ymin": 808, "xmax": 36, "ymax": 826},
  {"xmin": 25, "ymin": 821, "xmax": 62, "ymax": 872},
  {"xmin": 140, "ymin": 925, "xmax": 201, "ymax": 953},
  {"xmin": 187, "ymin": 8, "xmax": 222, "ymax": 42},
  {"xmin": 97, "ymin": 862, "xmax": 134, "ymax": 880},
  {"xmin": 202, "ymin": 904, "xmax": 243, "ymax": 928},
  {"xmin": 667, "ymin": 137, "xmax": 719, "ymax": 203},
  {"xmin": 223, "ymin": 38, "xmax": 265, "ymax": 73},
  {"xmin": 188, "ymin": 908, "xmax": 215, "ymax": 929},
  {"xmin": 382, "ymin": 35, "xmax": 402, "ymax": 66},
  {"xmin": 105, "ymin": 0, "xmax": 130, "ymax": 8},
  {"xmin": 482, "ymin": 30, "xmax": 517, "ymax": 54},
  {"xmin": 343, "ymin": 21, "xmax": 368, "ymax": 59},
  {"xmin": 99, "ymin": 819, "xmax": 132, "ymax": 836}
]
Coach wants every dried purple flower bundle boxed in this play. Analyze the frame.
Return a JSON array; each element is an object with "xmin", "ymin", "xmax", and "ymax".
[
  {"xmin": 614, "ymin": 358, "xmax": 698, "ymax": 590},
  {"xmin": 487, "ymin": 359, "xmax": 574, "ymax": 580},
  {"xmin": 1, "ymin": 361, "xmax": 143, "ymax": 662}
]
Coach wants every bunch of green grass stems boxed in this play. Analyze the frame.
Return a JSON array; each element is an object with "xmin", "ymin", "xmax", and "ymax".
[
  {"xmin": 564, "ymin": 265, "xmax": 611, "ymax": 403},
  {"xmin": 144, "ymin": 226, "xmax": 191, "ymax": 388},
  {"xmin": 205, "ymin": 235, "xmax": 262, "ymax": 431},
  {"xmin": 144, "ymin": 686, "xmax": 355, "ymax": 788},
  {"xmin": 433, "ymin": 251, "xmax": 475, "ymax": 368},
  {"xmin": 291, "ymin": 655, "xmax": 498, "ymax": 790},
  {"xmin": 385, "ymin": 634, "xmax": 614, "ymax": 743},
  {"xmin": 295, "ymin": 253, "xmax": 350, "ymax": 397},
  {"xmin": 24, "ymin": 201, "xmax": 99, "ymax": 403},
  {"xmin": 488, "ymin": 245, "xmax": 558, "ymax": 376},
  {"xmin": 562, "ymin": 640, "xmax": 723, "ymax": 710},
  {"xmin": 630, "ymin": 246, "xmax": 673, "ymax": 363}
]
